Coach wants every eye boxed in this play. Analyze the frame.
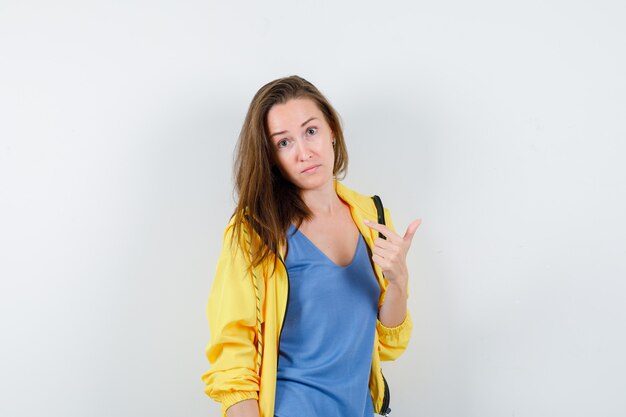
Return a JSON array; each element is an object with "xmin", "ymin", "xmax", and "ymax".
[
  {"xmin": 306, "ymin": 127, "xmax": 317, "ymax": 136},
  {"xmin": 277, "ymin": 139, "xmax": 289, "ymax": 148}
]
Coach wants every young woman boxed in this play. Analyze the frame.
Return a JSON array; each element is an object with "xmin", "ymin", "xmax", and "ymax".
[{"xmin": 202, "ymin": 75, "xmax": 420, "ymax": 417}]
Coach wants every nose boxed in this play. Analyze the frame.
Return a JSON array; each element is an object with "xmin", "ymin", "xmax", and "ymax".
[{"xmin": 295, "ymin": 139, "xmax": 312, "ymax": 161}]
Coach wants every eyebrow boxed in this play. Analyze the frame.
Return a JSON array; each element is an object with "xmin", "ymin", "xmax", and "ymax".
[{"xmin": 269, "ymin": 117, "xmax": 318, "ymax": 139}]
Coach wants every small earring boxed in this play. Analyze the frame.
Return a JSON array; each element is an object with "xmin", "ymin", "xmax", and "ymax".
[{"xmin": 332, "ymin": 139, "xmax": 336, "ymax": 147}]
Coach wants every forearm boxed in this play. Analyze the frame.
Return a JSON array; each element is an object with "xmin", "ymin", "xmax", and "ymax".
[
  {"xmin": 378, "ymin": 278, "xmax": 408, "ymax": 327},
  {"xmin": 226, "ymin": 399, "xmax": 260, "ymax": 417}
]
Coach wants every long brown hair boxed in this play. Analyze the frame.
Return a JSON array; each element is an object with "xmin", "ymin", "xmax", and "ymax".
[{"xmin": 232, "ymin": 75, "xmax": 348, "ymax": 268}]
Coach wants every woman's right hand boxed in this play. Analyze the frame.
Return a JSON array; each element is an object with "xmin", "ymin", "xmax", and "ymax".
[{"xmin": 226, "ymin": 399, "xmax": 260, "ymax": 417}]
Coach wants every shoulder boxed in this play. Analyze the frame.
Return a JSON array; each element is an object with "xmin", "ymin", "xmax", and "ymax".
[
  {"xmin": 219, "ymin": 211, "xmax": 254, "ymax": 252},
  {"xmin": 335, "ymin": 181, "xmax": 385, "ymax": 218},
  {"xmin": 336, "ymin": 181, "xmax": 396, "ymax": 231}
]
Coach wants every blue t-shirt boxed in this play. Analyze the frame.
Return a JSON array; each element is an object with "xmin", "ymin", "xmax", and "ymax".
[{"xmin": 274, "ymin": 225, "xmax": 380, "ymax": 417}]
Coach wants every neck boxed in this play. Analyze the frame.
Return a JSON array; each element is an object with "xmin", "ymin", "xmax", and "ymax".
[{"xmin": 300, "ymin": 180, "xmax": 342, "ymax": 217}]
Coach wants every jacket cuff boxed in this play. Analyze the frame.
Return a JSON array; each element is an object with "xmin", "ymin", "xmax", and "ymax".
[
  {"xmin": 377, "ymin": 312, "xmax": 412, "ymax": 336},
  {"xmin": 221, "ymin": 391, "xmax": 258, "ymax": 415}
]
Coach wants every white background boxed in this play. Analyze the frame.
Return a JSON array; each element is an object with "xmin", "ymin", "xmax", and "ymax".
[{"xmin": 1, "ymin": 1, "xmax": 625, "ymax": 416}]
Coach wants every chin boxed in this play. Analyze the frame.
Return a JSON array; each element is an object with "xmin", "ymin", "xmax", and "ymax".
[{"xmin": 295, "ymin": 175, "xmax": 334, "ymax": 191}]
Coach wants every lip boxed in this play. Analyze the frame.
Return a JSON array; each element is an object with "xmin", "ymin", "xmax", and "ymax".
[{"xmin": 301, "ymin": 164, "xmax": 321, "ymax": 174}]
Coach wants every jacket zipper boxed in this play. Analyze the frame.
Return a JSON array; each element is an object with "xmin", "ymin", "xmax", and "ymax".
[
  {"xmin": 378, "ymin": 371, "xmax": 391, "ymax": 415},
  {"xmin": 368, "ymin": 198, "xmax": 393, "ymax": 416},
  {"xmin": 276, "ymin": 255, "xmax": 290, "ymax": 356}
]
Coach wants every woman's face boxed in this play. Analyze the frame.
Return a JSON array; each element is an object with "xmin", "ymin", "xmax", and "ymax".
[{"xmin": 266, "ymin": 98, "xmax": 335, "ymax": 191}]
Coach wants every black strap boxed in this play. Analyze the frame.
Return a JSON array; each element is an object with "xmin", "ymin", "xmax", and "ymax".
[{"xmin": 371, "ymin": 195, "xmax": 386, "ymax": 240}]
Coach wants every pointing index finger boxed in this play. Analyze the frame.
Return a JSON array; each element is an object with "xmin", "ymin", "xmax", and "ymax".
[{"xmin": 363, "ymin": 219, "xmax": 400, "ymax": 242}]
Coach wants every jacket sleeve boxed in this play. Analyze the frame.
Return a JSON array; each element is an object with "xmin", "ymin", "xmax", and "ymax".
[
  {"xmin": 376, "ymin": 312, "xmax": 413, "ymax": 361},
  {"xmin": 376, "ymin": 206, "xmax": 413, "ymax": 361},
  {"xmin": 201, "ymin": 224, "xmax": 260, "ymax": 413}
]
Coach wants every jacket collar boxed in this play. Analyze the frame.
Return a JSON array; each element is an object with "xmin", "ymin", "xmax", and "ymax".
[
  {"xmin": 335, "ymin": 180, "xmax": 379, "ymax": 249},
  {"xmin": 335, "ymin": 180, "xmax": 378, "ymax": 220}
]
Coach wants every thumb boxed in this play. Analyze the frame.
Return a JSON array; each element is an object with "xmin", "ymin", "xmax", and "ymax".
[{"xmin": 403, "ymin": 218, "xmax": 422, "ymax": 242}]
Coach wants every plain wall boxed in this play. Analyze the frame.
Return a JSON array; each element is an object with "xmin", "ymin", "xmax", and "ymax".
[{"xmin": 1, "ymin": 1, "xmax": 625, "ymax": 416}]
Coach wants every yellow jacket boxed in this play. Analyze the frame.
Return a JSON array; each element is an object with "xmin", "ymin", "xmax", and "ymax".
[{"xmin": 202, "ymin": 181, "xmax": 412, "ymax": 416}]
